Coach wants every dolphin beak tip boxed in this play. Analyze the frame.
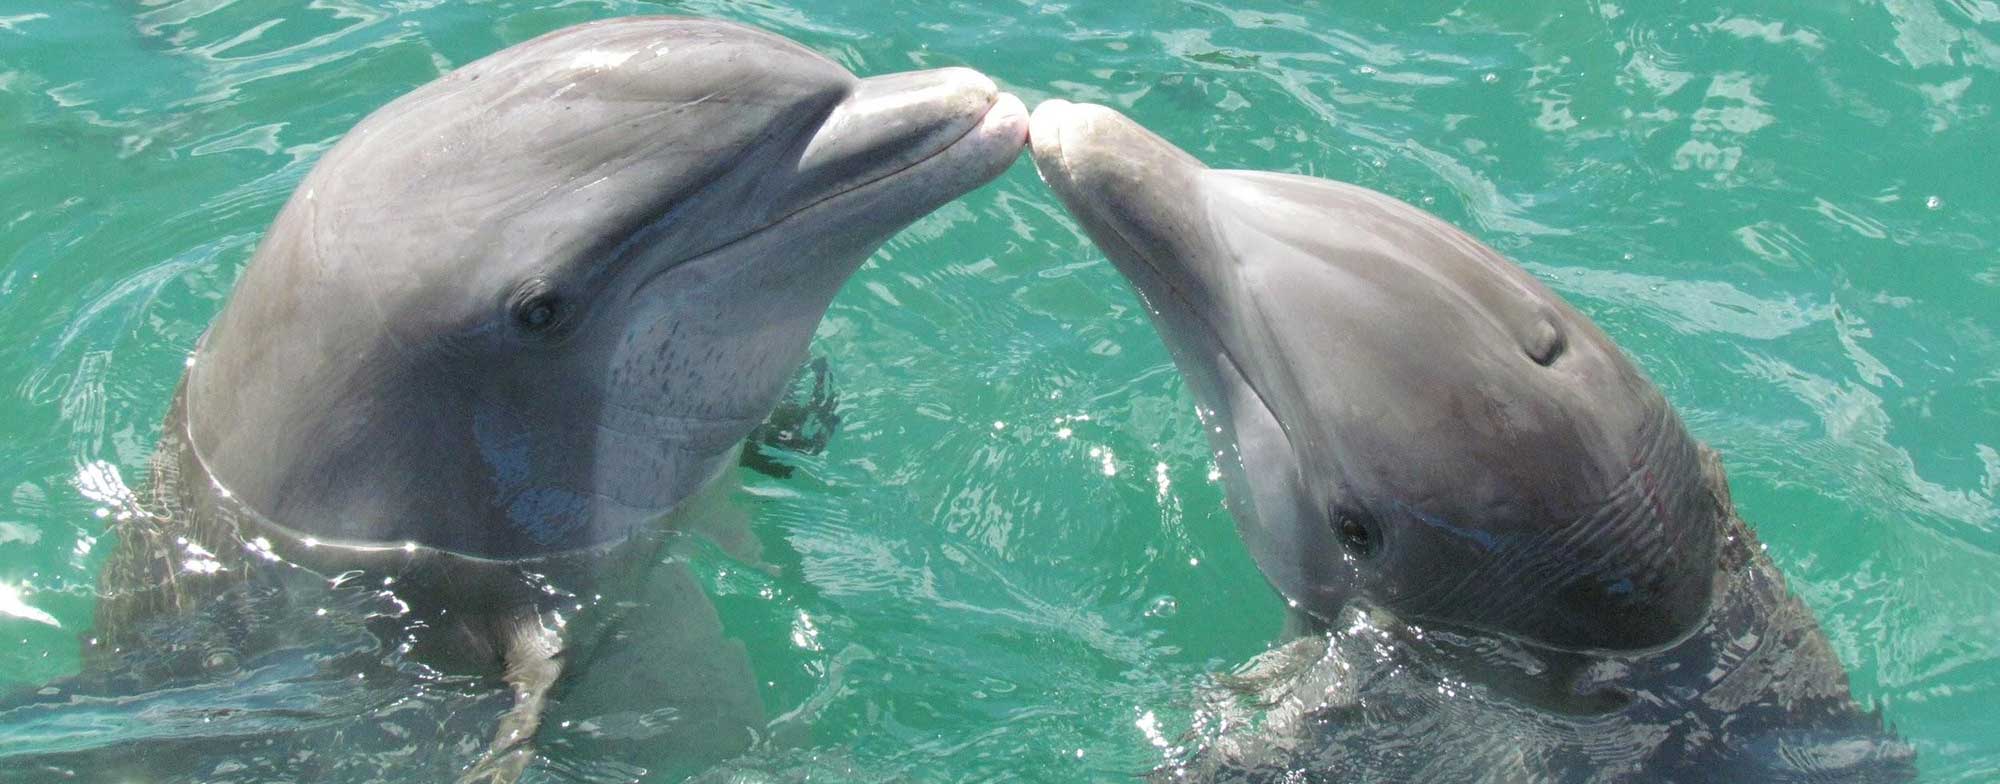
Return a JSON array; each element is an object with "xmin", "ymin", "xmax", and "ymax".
[
  {"xmin": 986, "ymin": 92, "xmax": 1030, "ymax": 146},
  {"xmin": 1027, "ymin": 99, "xmax": 1075, "ymax": 144},
  {"xmin": 1027, "ymin": 99, "xmax": 1082, "ymax": 182}
]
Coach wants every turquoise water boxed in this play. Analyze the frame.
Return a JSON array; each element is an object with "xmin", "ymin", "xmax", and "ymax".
[{"xmin": 1, "ymin": 0, "xmax": 1996, "ymax": 780}]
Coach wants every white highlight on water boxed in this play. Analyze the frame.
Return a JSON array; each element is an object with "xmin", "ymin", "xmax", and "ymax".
[{"xmin": 0, "ymin": 583, "xmax": 59, "ymax": 628}]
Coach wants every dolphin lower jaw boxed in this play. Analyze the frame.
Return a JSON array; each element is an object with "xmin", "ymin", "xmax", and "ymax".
[{"xmin": 769, "ymin": 77, "xmax": 1026, "ymax": 243}]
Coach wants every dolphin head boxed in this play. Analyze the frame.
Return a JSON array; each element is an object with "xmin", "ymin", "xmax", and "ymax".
[
  {"xmin": 186, "ymin": 17, "xmax": 1027, "ymax": 559},
  {"xmin": 1029, "ymin": 101, "xmax": 1722, "ymax": 654}
]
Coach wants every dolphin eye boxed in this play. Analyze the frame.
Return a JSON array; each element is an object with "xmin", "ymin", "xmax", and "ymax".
[
  {"xmin": 519, "ymin": 297, "xmax": 558, "ymax": 329},
  {"xmin": 1527, "ymin": 316, "xmax": 1566, "ymax": 366},
  {"xmin": 1332, "ymin": 508, "xmax": 1378, "ymax": 557},
  {"xmin": 508, "ymin": 278, "xmax": 570, "ymax": 337}
]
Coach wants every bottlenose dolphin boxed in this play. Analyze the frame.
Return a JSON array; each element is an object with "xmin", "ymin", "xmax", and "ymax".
[
  {"xmin": 1028, "ymin": 101, "xmax": 1912, "ymax": 782},
  {"xmin": 74, "ymin": 17, "xmax": 1026, "ymax": 781}
]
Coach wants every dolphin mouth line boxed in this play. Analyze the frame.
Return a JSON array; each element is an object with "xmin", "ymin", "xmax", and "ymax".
[{"xmin": 633, "ymin": 90, "xmax": 1017, "ymax": 295}]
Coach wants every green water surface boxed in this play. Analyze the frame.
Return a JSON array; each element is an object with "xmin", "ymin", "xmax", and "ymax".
[{"xmin": 1, "ymin": 0, "xmax": 1996, "ymax": 781}]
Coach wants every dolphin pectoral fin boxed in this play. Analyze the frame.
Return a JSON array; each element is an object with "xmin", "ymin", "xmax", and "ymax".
[
  {"xmin": 742, "ymin": 356, "xmax": 842, "ymax": 479},
  {"xmin": 460, "ymin": 612, "xmax": 565, "ymax": 784}
]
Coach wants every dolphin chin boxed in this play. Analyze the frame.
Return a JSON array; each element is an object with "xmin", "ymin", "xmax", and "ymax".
[{"xmin": 1029, "ymin": 99, "xmax": 1720, "ymax": 655}]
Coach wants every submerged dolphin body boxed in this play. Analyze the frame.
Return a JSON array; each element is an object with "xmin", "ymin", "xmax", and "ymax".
[
  {"xmin": 1028, "ymin": 101, "xmax": 1911, "ymax": 782},
  {"xmin": 71, "ymin": 17, "xmax": 1027, "ymax": 781}
]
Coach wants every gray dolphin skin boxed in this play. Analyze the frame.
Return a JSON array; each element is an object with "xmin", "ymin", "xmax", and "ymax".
[
  {"xmin": 1028, "ymin": 101, "xmax": 1912, "ymax": 782},
  {"xmin": 83, "ymin": 17, "xmax": 1026, "ymax": 782}
]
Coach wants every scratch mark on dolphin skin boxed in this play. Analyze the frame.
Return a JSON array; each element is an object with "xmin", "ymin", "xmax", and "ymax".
[
  {"xmin": 678, "ymin": 90, "xmax": 723, "ymax": 110},
  {"xmin": 1394, "ymin": 499, "xmax": 1501, "ymax": 551}
]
